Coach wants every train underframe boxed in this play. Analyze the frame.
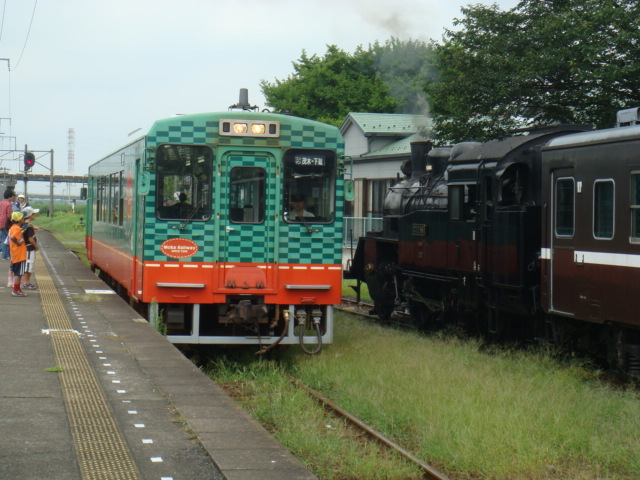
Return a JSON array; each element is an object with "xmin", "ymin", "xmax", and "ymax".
[
  {"xmin": 150, "ymin": 300, "xmax": 333, "ymax": 355},
  {"xmin": 361, "ymin": 264, "xmax": 640, "ymax": 379}
]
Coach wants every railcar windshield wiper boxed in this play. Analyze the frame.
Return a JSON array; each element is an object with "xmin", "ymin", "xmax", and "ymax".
[{"xmin": 175, "ymin": 198, "xmax": 205, "ymax": 231}]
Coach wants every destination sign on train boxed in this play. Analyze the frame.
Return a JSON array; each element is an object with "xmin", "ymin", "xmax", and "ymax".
[{"xmin": 294, "ymin": 155, "xmax": 325, "ymax": 166}]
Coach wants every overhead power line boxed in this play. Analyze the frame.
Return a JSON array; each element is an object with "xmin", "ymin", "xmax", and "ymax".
[
  {"xmin": 12, "ymin": 0, "xmax": 38, "ymax": 71},
  {"xmin": 0, "ymin": 0, "xmax": 7, "ymax": 44}
]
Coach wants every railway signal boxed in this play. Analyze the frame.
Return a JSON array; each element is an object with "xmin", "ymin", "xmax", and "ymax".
[{"xmin": 24, "ymin": 151, "xmax": 35, "ymax": 171}]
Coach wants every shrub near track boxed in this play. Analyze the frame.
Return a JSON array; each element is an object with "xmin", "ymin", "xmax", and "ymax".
[{"xmin": 205, "ymin": 313, "xmax": 640, "ymax": 480}]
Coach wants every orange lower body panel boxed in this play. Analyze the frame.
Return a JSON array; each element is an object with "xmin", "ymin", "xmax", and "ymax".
[{"xmin": 140, "ymin": 261, "xmax": 342, "ymax": 305}]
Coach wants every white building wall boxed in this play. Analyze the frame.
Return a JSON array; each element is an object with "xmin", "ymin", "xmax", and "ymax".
[
  {"xmin": 343, "ymin": 127, "xmax": 369, "ymax": 157},
  {"xmin": 353, "ymin": 160, "xmax": 402, "ymax": 180}
]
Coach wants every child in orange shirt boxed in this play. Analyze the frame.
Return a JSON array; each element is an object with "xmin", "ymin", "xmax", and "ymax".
[{"xmin": 8, "ymin": 211, "xmax": 27, "ymax": 297}]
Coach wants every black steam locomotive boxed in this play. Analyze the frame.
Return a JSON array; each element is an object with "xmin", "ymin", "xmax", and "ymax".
[{"xmin": 345, "ymin": 109, "xmax": 640, "ymax": 377}]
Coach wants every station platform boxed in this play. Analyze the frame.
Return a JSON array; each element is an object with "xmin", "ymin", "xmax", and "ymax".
[{"xmin": 0, "ymin": 230, "xmax": 316, "ymax": 480}]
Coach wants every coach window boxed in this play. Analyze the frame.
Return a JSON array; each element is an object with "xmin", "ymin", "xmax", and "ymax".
[
  {"xmin": 631, "ymin": 173, "xmax": 640, "ymax": 242},
  {"xmin": 555, "ymin": 177, "xmax": 575, "ymax": 237},
  {"xmin": 96, "ymin": 176, "xmax": 105, "ymax": 222},
  {"xmin": 593, "ymin": 180, "xmax": 614, "ymax": 239},
  {"xmin": 155, "ymin": 144, "xmax": 212, "ymax": 221},
  {"xmin": 283, "ymin": 149, "xmax": 336, "ymax": 223},
  {"xmin": 229, "ymin": 167, "xmax": 265, "ymax": 223}
]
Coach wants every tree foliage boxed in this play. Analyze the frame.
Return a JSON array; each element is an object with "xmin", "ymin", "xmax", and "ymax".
[
  {"xmin": 260, "ymin": 39, "xmax": 436, "ymax": 126},
  {"xmin": 429, "ymin": 0, "xmax": 640, "ymax": 142}
]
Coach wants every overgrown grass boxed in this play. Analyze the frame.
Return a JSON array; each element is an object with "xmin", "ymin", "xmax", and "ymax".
[
  {"xmin": 341, "ymin": 278, "xmax": 372, "ymax": 302},
  {"xmin": 32, "ymin": 204, "xmax": 88, "ymax": 264},
  {"xmin": 205, "ymin": 313, "xmax": 640, "ymax": 480},
  {"xmin": 207, "ymin": 354, "xmax": 421, "ymax": 479}
]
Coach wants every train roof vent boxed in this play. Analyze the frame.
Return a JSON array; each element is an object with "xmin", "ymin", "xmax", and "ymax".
[{"xmin": 615, "ymin": 107, "xmax": 640, "ymax": 127}]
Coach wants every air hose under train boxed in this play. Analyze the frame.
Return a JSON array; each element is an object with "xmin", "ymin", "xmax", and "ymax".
[
  {"xmin": 256, "ymin": 309, "xmax": 291, "ymax": 355},
  {"xmin": 297, "ymin": 308, "xmax": 323, "ymax": 355}
]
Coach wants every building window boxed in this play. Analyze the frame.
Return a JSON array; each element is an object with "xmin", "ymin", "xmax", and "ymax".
[
  {"xmin": 593, "ymin": 180, "xmax": 614, "ymax": 239},
  {"xmin": 555, "ymin": 177, "xmax": 574, "ymax": 237}
]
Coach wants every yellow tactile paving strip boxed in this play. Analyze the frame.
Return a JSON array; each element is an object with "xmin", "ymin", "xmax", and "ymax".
[{"xmin": 36, "ymin": 253, "xmax": 140, "ymax": 480}]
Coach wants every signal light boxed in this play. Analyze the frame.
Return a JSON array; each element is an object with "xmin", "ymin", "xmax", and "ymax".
[{"xmin": 24, "ymin": 152, "xmax": 35, "ymax": 171}]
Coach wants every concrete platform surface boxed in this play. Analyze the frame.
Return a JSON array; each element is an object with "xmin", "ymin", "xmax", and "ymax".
[{"xmin": 0, "ymin": 230, "xmax": 316, "ymax": 480}]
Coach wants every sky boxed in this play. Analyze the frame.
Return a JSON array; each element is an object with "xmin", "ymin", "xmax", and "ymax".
[{"xmin": 0, "ymin": 0, "xmax": 519, "ymax": 195}]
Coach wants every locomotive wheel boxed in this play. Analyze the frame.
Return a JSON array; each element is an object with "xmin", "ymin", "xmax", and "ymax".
[
  {"xmin": 365, "ymin": 278, "xmax": 395, "ymax": 323},
  {"xmin": 409, "ymin": 301, "xmax": 433, "ymax": 330}
]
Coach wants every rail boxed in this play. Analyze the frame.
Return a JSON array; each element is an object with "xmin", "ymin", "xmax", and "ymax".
[{"xmin": 286, "ymin": 374, "xmax": 452, "ymax": 480}]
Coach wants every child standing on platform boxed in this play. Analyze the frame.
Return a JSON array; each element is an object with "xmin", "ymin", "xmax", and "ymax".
[
  {"xmin": 20, "ymin": 206, "xmax": 39, "ymax": 290},
  {"xmin": 8, "ymin": 211, "xmax": 27, "ymax": 297}
]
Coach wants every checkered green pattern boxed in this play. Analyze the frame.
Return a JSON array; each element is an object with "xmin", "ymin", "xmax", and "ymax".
[{"xmin": 142, "ymin": 112, "xmax": 344, "ymax": 264}]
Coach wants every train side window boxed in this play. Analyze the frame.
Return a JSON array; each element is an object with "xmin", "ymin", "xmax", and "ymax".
[
  {"xmin": 555, "ymin": 177, "xmax": 575, "ymax": 237},
  {"xmin": 155, "ymin": 144, "xmax": 213, "ymax": 221},
  {"xmin": 229, "ymin": 167, "xmax": 265, "ymax": 223},
  {"xmin": 593, "ymin": 179, "xmax": 614, "ymax": 240}
]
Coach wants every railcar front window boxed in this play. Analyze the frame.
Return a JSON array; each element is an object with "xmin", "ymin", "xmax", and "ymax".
[
  {"xmin": 155, "ymin": 144, "xmax": 213, "ymax": 221},
  {"xmin": 555, "ymin": 178, "xmax": 575, "ymax": 237},
  {"xmin": 593, "ymin": 180, "xmax": 614, "ymax": 239},
  {"xmin": 283, "ymin": 149, "xmax": 336, "ymax": 223},
  {"xmin": 229, "ymin": 167, "xmax": 266, "ymax": 223}
]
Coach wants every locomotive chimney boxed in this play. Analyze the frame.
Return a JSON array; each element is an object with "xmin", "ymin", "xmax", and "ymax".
[{"xmin": 410, "ymin": 141, "xmax": 432, "ymax": 178}]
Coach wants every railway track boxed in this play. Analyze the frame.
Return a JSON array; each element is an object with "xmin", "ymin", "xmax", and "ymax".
[
  {"xmin": 339, "ymin": 297, "xmax": 415, "ymax": 328},
  {"xmin": 286, "ymin": 374, "xmax": 451, "ymax": 480}
]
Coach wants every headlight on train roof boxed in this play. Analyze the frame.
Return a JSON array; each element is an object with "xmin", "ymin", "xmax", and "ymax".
[
  {"xmin": 220, "ymin": 119, "xmax": 280, "ymax": 138},
  {"xmin": 233, "ymin": 123, "xmax": 248, "ymax": 134},
  {"xmin": 251, "ymin": 123, "xmax": 266, "ymax": 134}
]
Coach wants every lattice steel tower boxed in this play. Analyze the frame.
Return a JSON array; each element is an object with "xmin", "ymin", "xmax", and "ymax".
[{"xmin": 67, "ymin": 128, "xmax": 75, "ymax": 172}]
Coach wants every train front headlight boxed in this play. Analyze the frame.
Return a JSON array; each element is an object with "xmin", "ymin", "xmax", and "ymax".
[
  {"xmin": 233, "ymin": 123, "xmax": 248, "ymax": 134},
  {"xmin": 251, "ymin": 123, "xmax": 266, "ymax": 134}
]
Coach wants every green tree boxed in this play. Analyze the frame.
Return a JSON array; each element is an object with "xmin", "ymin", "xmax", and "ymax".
[
  {"xmin": 429, "ymin": 0, "xmax": 640, "ymax": 142},
  {"xmin": 260, "ymin": 39, "xmax": 436, "ymax": 126}
]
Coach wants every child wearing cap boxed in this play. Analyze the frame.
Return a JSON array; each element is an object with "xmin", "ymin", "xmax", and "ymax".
[{"xmin": 8, "ymin": 211, "xmax": 28, "ymax": 297}]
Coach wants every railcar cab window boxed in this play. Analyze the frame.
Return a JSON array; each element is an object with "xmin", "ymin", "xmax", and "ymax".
[
  {"xmin": 229, "ymin": 167, "xmax": 265, "ymax": 223},
  {"xmin": 155, "ymin": 144, "xmax": 212, "ymax": 221},
  {"xmin": 499, "ymin": 164, "xmax": 528, "ymax": 205},
  {"xmin": 283, "ymin": 149, "xmax": 336, "ymax": 223},
  {"xmin": 449, "ymin": 184, "xmax": 477, "ymax": 221}
]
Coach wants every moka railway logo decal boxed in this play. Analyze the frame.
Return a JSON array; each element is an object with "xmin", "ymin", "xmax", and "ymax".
[{"xmin": 160, "ymin": 238, "xmax": 199, "ymax": 259}]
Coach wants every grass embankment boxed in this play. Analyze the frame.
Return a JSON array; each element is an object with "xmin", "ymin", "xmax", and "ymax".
[
  {"xmin": 33, "ymin": 206, "xmax": 88, "ymax": 264},
  {"xmin": 205, "ymin": 314, "xmax": 640, "ymax": 480}
]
